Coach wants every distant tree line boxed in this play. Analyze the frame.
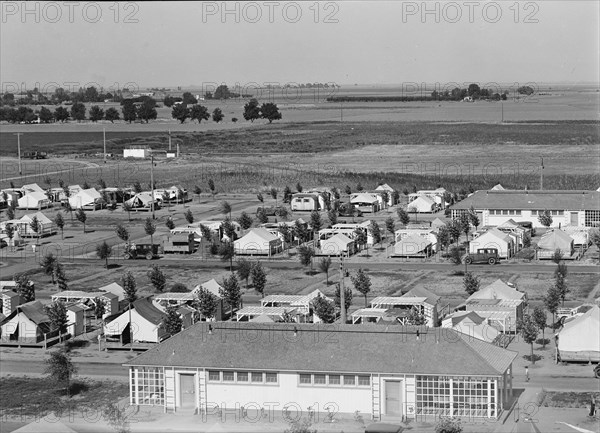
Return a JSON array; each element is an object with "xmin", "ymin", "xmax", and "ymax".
[{"xmin": 0, "ymin": 86, "xmax": 122, "ymax": 107}]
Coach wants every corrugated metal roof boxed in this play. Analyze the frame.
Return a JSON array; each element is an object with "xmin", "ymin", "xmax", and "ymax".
[{"xmin": 452, "ymin": 190, "xmax": 600, "ymax": 211}]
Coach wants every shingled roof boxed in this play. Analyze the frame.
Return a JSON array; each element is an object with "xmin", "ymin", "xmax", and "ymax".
[
  {"xmin": 452, "ymin": 190, "xmax": 600, "ymax": 211},
  {"xmin": 125, "ymin": 322, "xmax": 517, "ymax": 376}
]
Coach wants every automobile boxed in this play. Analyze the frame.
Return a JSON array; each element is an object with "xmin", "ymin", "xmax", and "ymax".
[
  {"xmin": 124, "ymin": 242, "xmax": 160, "ymax": 260},
  {"xmin": 516, "ymin": 221, "xmax": 536, "ymax": 237},
  {"xmin": 463, "ymin": 248, "xmax": 500, "ymax": 265}
]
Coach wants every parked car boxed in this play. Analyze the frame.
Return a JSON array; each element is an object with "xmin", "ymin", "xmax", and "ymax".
[
  {"xmin": 517, "ymin": 221, "xmax": 536, "ymax": 237},
  {"xmin": 124, "ymin": 243, "xmax": 160, "ymax": 260},
  {"xmin": 463, "ymin": 248, "xmax": 500, "ymax": 265}
]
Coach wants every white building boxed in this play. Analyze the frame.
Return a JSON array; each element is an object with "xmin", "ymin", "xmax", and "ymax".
[
  {"xmin": 125, "ymin": 322, "xmax": 517, "ymax": 421},
  {"xmin": 123, "ymin": 147, "xmax": 151, "ymax": 158},
  {"xmin": 451, "ymin": 189, "xmax": 600, "ymax": 228}
]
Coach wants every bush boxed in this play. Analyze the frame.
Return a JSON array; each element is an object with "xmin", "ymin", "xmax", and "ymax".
[
  {"xmin": 448, "ymin": 246, "xmax": 463, "ymax": 265},
  {"xmin": 435, "ymin": 417, "xmax": 462, "ymax": 433}
]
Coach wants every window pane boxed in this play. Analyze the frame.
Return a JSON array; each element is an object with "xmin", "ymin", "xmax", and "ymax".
[
  {"xmin": 358, "ymin": 375, "xmax": 370, "ymax": 386},
  {"xmin": 329, "ymin": 375, "xmax": 340, "ymax": 385},
  {"xmin": 208, "ymin": 371, "xmax": 220, "ymax": 381},
  {"xmin": 251, "ymin": 372, "xmax": 263, "ymax": 383},
  {"xmin": 314, "ymin": 374, "xmax": 326, "ymax": 384},
  {"xmin": 265, "ymin": 373, "xmax": 278, "ymax": 383},
  {"xmin": 343, "ymin": 375, "xmax": 356, "ymax": 385},
  {"xmin": 299, "ymin": 374, "xmax": 312, "ymax": 384},
  {"xmin": 223, "ymin": 371, "xmax": 234, "ymax": 382},
  {"xmin": 237, "ymin": 372, "xmax": 248, "ymax": 382}
]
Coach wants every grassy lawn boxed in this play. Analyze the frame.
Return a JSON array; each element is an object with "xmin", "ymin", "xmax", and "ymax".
[
  {"xmin": 0, "ymin": 376, "xmax": 128, "ymax": 418},
  {"xmin": 540, "ymin": 391, "xmax": 600, "ymax": 408}
]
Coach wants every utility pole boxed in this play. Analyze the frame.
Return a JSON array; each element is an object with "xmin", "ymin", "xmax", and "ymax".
[
  {"xmin": 176, "ymin": 139, "xmax": 180, "ymax": 158},
  {"xmin": 103, "ymin": 127, "xmax": 106, "ymax": 164},
  {"xmin": 540, "ymin": 157, "xmax": 544, "ymax": 190},
  {"xmin": 339, "ymin": 256, "xmax": 346, "ymax": 324},
  {"xmin": 501, "ymin": 101, "xmax": 504, "ymax": 123},
  {"xmin": 340, "ymin": 102, "xmax": 343, "ymax": 123},
  {"xmin": 168, "ymin": 129, "xmax": 172, "ymax": 151},
  {"xmin": 150, "ymin": 154, "xmax": 155, "ymax": 220},
  {"xmin": 14, "ymin": 133, "xmax": 23, "ymax": 175}
]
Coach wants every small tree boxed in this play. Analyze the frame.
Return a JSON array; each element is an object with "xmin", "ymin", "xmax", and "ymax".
[
  {"xmin": 94, "ymin": 298, "xmax": 106, "ymax": 322},
  {"xmin": 283, "ymin": 185, "xmax": 292, "ymax": 204},
  {"xmin": 437, "ymin": 226, "xmax": 451, "ymax": 253},
  {"xmin": 459, "ymin": 212, "xmax": 471, "ymax": 242},
  {"xmin": 468, "ymin": 206, "xmax": 480, "ymax": 232},
  {"xmin": 590, "ymin": 229, "xmax": 600, "ymax": 253},
  {"xmin": 518, "ymin": 313, "xmax": 539, "ymax": 363},
  {"xmin": 5, "ymin": 224, "xmax": 14, "ymax": 251},
  {"xmin": 354, "ymin": 228, "xmax": 367, "ymax": 254},
  {"xmin": 15, "ymin": 273, "xmax": 35, "ymax": 302},
  {"xmin": 218, "ymin": 241, "xmax": 235, "ymax": 272},
  {"xmin": 144, "ymin": 217, "xmax": 156, "ymax": 245},
  {"xmin": 385, "ymin": 217, "xmax": 396, "ymax": 241},
  {"xmin": 318, "ymin": 256, "xmax": 332, "ymax": 284},
  {"xmin": 194, "ymin": 185, "xmax": 202, "ymax": 203},
  {"xmin": 122, "ymin": 270, "xmax": 137, "ymax": 304},
  {"xmin": 463, "ymin": 272, "xmax": 480, "ymax": 295},
  {"xmin": 54, "ymin": 212, "xmax": 65, "ymax": 239},
  {"xmin": 554, "ymin": 270, "xmax": 569, "ymax": 307},
  {"xmin": 523, "ymin": 231, "xmax": 532, "ymax": 248},
  {"xmin": 164, "ymin": 304, "xmax": 183, "ymax": 335},
  {"xmin": 327, "ymin": 209, "xmax": 338, "ymax": 226},
  {"xmin": 236, "ymin": 211, "xmax": 253, "ymax": 230},
  {"xmin": 115, "ymin": 224, "xmax": 130, "ymax": 246},
  {"xmin": 551, "ymin": 249, "xmax": 563, "ymax": 265},
  {"xmin": 297, "ymin": 245, "xmax": 315, "ymax": 271},
  {"xmin": 220, "ymin": 273, "xmax": 242, "ymax": 317},
  {"xmin": 195, "ymin": 288, "xmax": 218, "ymax": 320},
  {"xmin": 44, "ymin": 349, "xmax": 77, "ymax": 397},
  {"xmin": 278, "ymin": 224, "xmax": 293, "ymax": 252},
  {"xmin": 208, "ymin": 179, "xmax": 216, "ymax": 199},
  {"xmin": 220, "ymin": 201, "xmax": 232, "ymax": 219},
  {"xmin": 351, "ymin": 268, "xmax": 372, "ymax": 307},
  {"xmin": 356, "ymin": 182, "xmax": 363, "ymax": 192},
  {"xmin": 165, "ymin": 218, "xmax": 175, "ymax": 230},
  {"xmin": 184, "ymin": 209, "xmax": 194, "ymax": 224},
  {"xmin": 96, "ymin": 241, "xmax": 113, "ymax": 269},
  {"xmin": 236, "ymin": 258, "xmax": 253, "ymax": 288},
  {"xmin": 257, "ymin": 192, "xmax": 264, "ymax": 204},
  {"xmin": 6, "ymin": 206, "xmax": 15, "ymax": 220},
  {"xmin": 41, "ymin": 253, "xmax": 58, "ymax": 283},
  {"xmin": 532, "ymin": 306, "xmax": 547, "ymax": 348},
  {"xmin": 397, "ymin": 208, "xmax": 410, "ymax": 226},
  {"xmin": 170, "ymin": 283, "xmax": 188, "ymax": 293},
  {"xmin": 435, "ymin": 417, "xmax": 463, "ymax": 433},
  {"xmin": 147, "ymin": 265, "xmax": 166, "ymax": 292},
  {"xmin": 54, "ymin": 262, "xmax": 69, "ymax": 291},
  {"xmin": 370, "ymin": 221, "xmax": 382, "ymax": 247},
  {"xmin": 251, "ymin": 261, "xmax": 267, "ymax": 297},
  {"xmin": 293, "ymin": 220, "xmax": 309, "ymax": 245},
  {"xmin": 122, "ymin": 201, "xmax": 133, "ymax": 221},
  {"xmin": 75, "ymin": 208, "xmax": 87, "ymax": 233},
  {"xmin": 406, "ymin": 306, "xmax": 426, "ymax": 325},
  {"xmin": 270, "ymin": 187, "xmax": 279, "ymax": 206},
  {"xmin": 447, "ymin": 219, "xmax": 462, "ymax": 244},
  {"xmin": 538, "ymin": 210, "xmax": 553, "ymax": 228},
  {"xmin": 311, "ymin": 295, "xmax": 336, "ymax": 323},
  {"xmin": 221, "ymin": 218, "xmax": 237, "ymax": 241},
  {"xmin": 309, "ymin": 211, "xmax": 322, "ymax": 238},
  {"xmin": 334, "ymin": 284, "xmax": 352, "ymax": 311},
  {"xmin": 543, "ymin": 283, "xmax": 561, "ymax": 329},
  {"xmin": 45, "ymin": 301, "xmax": 68, "ymax": 342},
  {"xmin": 29, "ymin": 215, "xmax": 40, "ymax": 244},
  {"xmin": 296, "ymin": 182, "xmax": 303, "ymax": 193}
]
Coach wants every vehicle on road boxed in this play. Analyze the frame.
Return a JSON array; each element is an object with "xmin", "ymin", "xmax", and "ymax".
[
  {"xmin": 124, "ymin": 242, "xmax": 160, "ymax": 260},
  {"xmin": 463, "ymin": 248, "xmax": 500, "ymax": 265},
  {"xmin": 517, "ymin": 221, "xmax": 536, "ymax": 237},
  {"xmin": 22, "ymin": 151, "xmax": 47, "ymax": 159}
]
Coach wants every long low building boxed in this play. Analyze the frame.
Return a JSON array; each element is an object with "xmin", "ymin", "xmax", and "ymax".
[
  {"xmin": 451, "ymin": 189, "xmax": 600, "ymax": 228},
  {"xmin": 125, "ymin": 322, "xmax": 517, "ymax": 421}
]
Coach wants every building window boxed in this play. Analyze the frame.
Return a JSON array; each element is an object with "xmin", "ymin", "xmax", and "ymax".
[
  {"xmin": 328, "ymin": 375, "xmax": 341, "ymax": 385},
  {"xmin": 515, "ymin": 210, "xmax": 521, "ymax": 216},
  {"xmin": 222, "ymin": 371, "xmax": 234, "ymax": 382},
  {"xmin": 314, "ymin": 374, "xmax": 326, "ymax": 385},
  {"xmin": 358, "ymin": 375, "xmax": 370, "ymax": 386},
  {"xmin": 265, "ymin": 373, "xmax": 278, "ymax": 383},
  {"xmin": 237, "ymin": 372, "xmax": 248, "ymax": 382},
  {"xmin": 133, "ymin": 367, "xmax": 164, "ymax": 406},
  {"xmin": 343, "ymin": 375, "xmax": 356, "ymax": 386},
  {"xmin": 208, "ymin": 371, "xmax": 220, "ymax": 382},
  {"xmin": 251, "ymin": 372, "xmax": 263, "ymax": 383},
  {"xmin": 299, "ymin": 374, "xmax": 312, "ymax": 384},
  {"xmin": 585, "ymin": 210, "xmax": 600, "ymax": 227}
]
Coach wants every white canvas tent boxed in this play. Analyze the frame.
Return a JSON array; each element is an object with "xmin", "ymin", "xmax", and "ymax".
[
  {"xmin": 18, "ymin": 212, "xmax": 56, "ymax": 237},
  {"xmin": 537, "ymin": 229, "xmax": 574, "ymax": 258},
  {"xmin": 234, "ymin": 228, "xmax": 282, "ymax": 256},
  {"xmin": 17, "ymin": 192, "xmax": 51, "ymax": 210},
  {"xmin": 350, "ymin": 193, "xmax": 380, "ymax": 213},
  {"xmin": 69, "ymin": 188, "xmax": 102, "ymax": 210},
  {"xmin": 556, "ymin": 305, "xmax": 600, "ymax": 362},
  {"xmin": 320, "ymin": 233, "xmax": 355, "ymax": 256},
  {"xmin": 470, "ymin": 228, "xmax": 514, "ymax": 258},
  {"xmin": 442, "ymin": 311, "xmax": 500, "ymax": 343},
  {"xmin": 407, "ymin": 196, "xmax": 436, "ymax": 213},
  {"xmin": 393, "ymin": 234, "xmax": 433, "ymax": 257}
]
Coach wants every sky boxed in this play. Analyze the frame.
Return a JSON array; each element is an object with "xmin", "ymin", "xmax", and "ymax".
[{"xmin": 1, "ymin": 1, "xmax": 599, "ymax": 91}]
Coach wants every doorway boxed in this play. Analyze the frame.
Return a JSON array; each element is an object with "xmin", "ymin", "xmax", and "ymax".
[
  {"xmin": 570, "ymin": 212, "xmax": 578, "ymax": 226},
  {"xmin": 385, "ymin": 380, "xmax": 402, "ymax": 416},
  {"xmin": 179, "ymin": 373, "xmax": 196, "ymax": 408}
]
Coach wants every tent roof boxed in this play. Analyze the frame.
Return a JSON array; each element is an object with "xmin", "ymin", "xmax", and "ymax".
[
  {"xmin": 131, "ymin": 297, "xmax": 166, "ymax": 325},
  {"xmin": 20, "ymin": 212, "xmax": 53, "ymax": 225},
  {"xmin": 452, "ymin": 189, "xmax": 600, "ymax": 211},
  {"xmin": 403, "ymin": 287, "xmax": 440, "ymax": 304},
  {"xmin": 557, "ymin": 305, "xmax": 600, "ymax": 353},
  {"xmin": 192, "ymin": 278, "xmax": 224, "ymax": 298},
  {"xmin": 19, "ymin": 191, "xmax": 48, "ymax": 202},
  {"xmin": 375, "ymin": 183, "xmax": 395, "ymax": 191},
  {"xmin": 321, "ymin": 233, "xmax": 353, "ymax": 248},
  {"xmin": 235, "ymin": 228, "xmax": 280, "ymax": 244},
  {"xmin": 468, "ymin": 279, "xmax": 525, "ymax": 302},
  {"xmin": 12, "ymin": 419, "xmax": 78, "ymax": 433},
  {"xmin": 250, "ymin": 314, "xmax": 276, "ymax": 323},
  {"xmin": 537, "ymin": 229, "xmax": 574, "ymax": 251},
  {"xmin": 21, "ymin": 183, "xmax": 45, "ymax": 194},
  {"xmin": 475, "ymin": 228, "xmax": 512, "ymax": 244},
  {"xmin": 491, "ymin": 184, "xmax": 505, "ymax": 190},
  {"xmin": 98, "ymin": 282, "xmax": 125, "ymax": 300},
  {"xmin": 408, "ymin": 196, "xmax": 435, "ymax": 208},
  {"xmin": 351, "ymin": 193, "xmax": 379, "ymax": 204}
]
